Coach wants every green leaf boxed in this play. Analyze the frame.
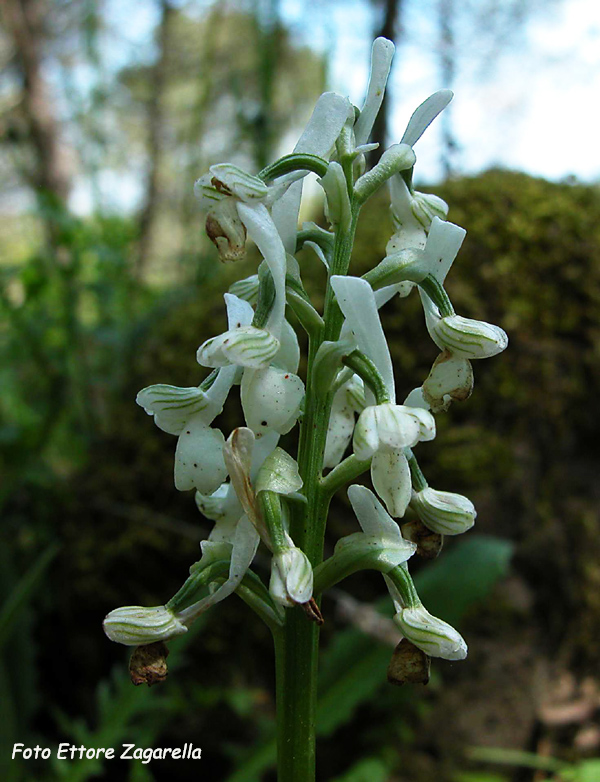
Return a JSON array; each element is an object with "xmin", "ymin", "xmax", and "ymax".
[
  {"xmin": 0, "ymin": 544, "xmax": 59, "ymax": 652},
  {"xmin": 330, "ymin": 757, "xmax": 390, "ymax": 782},
  {"xmin": 416, "ymin": 535, "xmax": 514, "ymax": 625}
]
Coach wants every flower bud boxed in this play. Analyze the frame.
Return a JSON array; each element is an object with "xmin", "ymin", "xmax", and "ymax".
[
  {"xmin": 205, "ymin": 199, "xmax": 247, "ymax": 263},
  {"xmin": 410, "ymin": 487, "xmax": 476, "ymax": 536},
  {"xmin": 387, "ymin": 638, "xmax": 431, "ymax": 686},
  {"xmin": 422, "ymin": 350, "xmax": 473, "ymax": 412},
  {"xmin": 103, "ymin": 605, "xmax": 188, "ymax": 647},
  {"xmin": 270, "ymin": 547, "xmax": 314, "ymax": 606},
  {"xmin": 429, "ymin": 315, "xmax": 508, "ymax": 360},
  {"xmin": 353, "ymin": 404, "xmax": 436, "ymax": 462},
  {"xmin": 393, "ymin": 605, "xmax": 467, "ymax": 660},
  {"xmin": 354, "ymin": 143, "xmax": 416, "ymax": 203},
  {"xmin": 318, "ymin": 162, "xmax": 351, "ymax": 231}
]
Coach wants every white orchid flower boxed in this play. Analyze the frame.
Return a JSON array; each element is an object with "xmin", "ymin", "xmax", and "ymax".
[
  {"xmin": 386, "ymin": 90, "xmax": 453, "ymax": 252},
  {"xmin": 410, "ymin": 486, "xmax": 476, "ymax": 536},
  {"xmin": 330, "ymin": 275, "xmax": 435, "ymax": 517},
  {"xmin": 136, "ymin": 357, "xmax": 237, "ymax": 495}
]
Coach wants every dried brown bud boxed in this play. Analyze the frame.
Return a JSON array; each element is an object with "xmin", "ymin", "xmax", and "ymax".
[
  {"xmin": 387, "ymin": 638, "xmax": 431, "ymax": 686},
  {"xmin": 401, "ymin": 518, "xmax": 443, "ymax": 559},
  {"xmin": 205, "ymin": 200, "xmax": 247, "ymax": 263},
  {"xmin": 129, "ymin": 641, "xmax": 169, "ymax": 687}
]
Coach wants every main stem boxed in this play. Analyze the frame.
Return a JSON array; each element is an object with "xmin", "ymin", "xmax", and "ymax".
[{"xmin": 274, "ymin": 206, "xmax": 359, "ymax": 781}]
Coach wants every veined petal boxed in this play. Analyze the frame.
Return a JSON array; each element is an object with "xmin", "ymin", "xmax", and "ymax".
[
  {"xmin": 197, "ymin": 325, "xmax": 280, "ymax": 369},
  {"xmin": 209, "ymin": 163, "xmax": 269, "ymax": 202},
  {"xmin": 333, "ymin": 531, "xmax": 416, "ymax": 572},
  {"xmin": 428, "ymin": 313, "xmax": 509, "ymax": 359},
  {"xmin": 400, "ymin": 90, "xmax": 453, "ymax": 147},
  {"xmin": 136, "ymin": 384, "xmax": 214, "ymax": 436},
  {"xmin": 393, "ymin": 604, "xmax": 467, "ymax": 660},
  {"xmin": 193, "ymin": 172, "xmax": 226, "ymax": 210},
  {"xmin": 174, "ymin": 415, "xmax": 227, "ymax": 494},
  {"xmin": 331, "ymin": 275, "xmax": 395, "ymax": 400},
  {"xmin": 241, "ymin": 366, "xmax": 304, "ymax": 435},
  {"xmin": 236, "ymin": 202, "xmax": 287, "ymax": 338},
  {"xmin": 103, "ymin": 605, "xmax": 187, "ymax": 647},
  {"xmin": 255, "ymin": 447, "xmax": 303, "ymax": 495},
  {"xmin": 354, "ymin": 37, "xmax": 396, "ymax": 147},
  {"xmin": 411, "ymin": 487, "xmax": 476, "ymax": 535},
  {"xmin": 371, "ymin": 449, "xmax": 412, "ymax": 518},
  {"xmin": 228, "ymin": 275, "xmax": 260, "ymax": 306}
]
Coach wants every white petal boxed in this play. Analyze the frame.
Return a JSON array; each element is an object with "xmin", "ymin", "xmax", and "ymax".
[
  {"xmin": 394, "ymin": 605, "xmax": 467, "ymax": 660},
  {"xmin": 236, "ymin": 202, "xmax": 286, "ymax": 337},
  {"xmin": 352, "ymin": 406, "xmax": 381, "ymax": 461},
  {"xmin": 174, "ymin": 415, "xmax": 227, "ymax": 493},
  {"xmin": 401, "ymin": 90, "xmax": 453, "ymax": 147},
  {"xmin": 293, "ymin": 91, "xmax": 351, "ymax": 158},
  {"xmin": 423, "ymin": 217, "xmax": 466, "ymax": 284},
  {"xmin": 354, "ymin": 37, "xmax": 395, "ymax": 147},
  {"xmin": 323, "ymin": 385, "xmax": 356, "ymax": 468},
  {"xmin": 241, "ymin": 367, "xmax": 304, "ymax": 435},
  {"xmin": 224, "ymin": 292, "xmax": 255, "ymax": 329},
  {"xmin": 208, "ymin": 163, "xmax": 269, "ymax": 202},
  {"xmin": 195, "ymin": 483, "xmax": 241, "ymax": 526},
  {"xmin": 273, "ymin": 318, "xmax": 301, "ymax": 373},
  {"xmin": 371, "ymin": 449, "xmax": 412, "ymax": 518},
  {"xmin": 271, "ymin": 179, "xmax": 303, "ymax": 254},
  {"xmin": 197, "ymin": 326, "xmax": 280, "ymax": 369},
  {"xmin": 347, "ymin": 484, "xmax": 402, "ymax": 541},
  {"xmin": 331, "ymin": 275, "xmax": 395, "ymax": 401}
]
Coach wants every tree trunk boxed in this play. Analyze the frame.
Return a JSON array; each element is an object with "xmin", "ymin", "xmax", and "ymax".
[
  {"xmin": 439, "ymin": 0, "xmax": 459, "ymax": 178},
  {"xmin": 1, "ymin": 0, "xmax": 71, "ymax": 204},
  {"xmin": 136, "ymin": 0, "xmax": 175, "ymax": 276}
]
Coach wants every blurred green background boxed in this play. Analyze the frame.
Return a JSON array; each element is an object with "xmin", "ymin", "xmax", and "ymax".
[{"xmin": 2, "ymin": 1, "xmax": 600, "ymax": 781}]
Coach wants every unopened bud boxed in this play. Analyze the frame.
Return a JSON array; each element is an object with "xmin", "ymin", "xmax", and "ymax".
[
  {"xmin": 422, "ymin": 350, "xmax": 473, "ymax": 412},
  {"xmin": 387, "ymin": 638, "xmax": 431, "ymax": 685},
  {"xmin": 393, "ymin": 605, "xmax": 467, "ymax": 660},
  {"xmin": 205, "ymin": 199, "xmax": 247, "ymax": 263},
  {"xmin": 270, "ymin": 547, "xmax": 314, "ymax": 607},
  {"xmin": 410, "ymin": 487, "xmax": 476, "ymax": 536},
  {"xmin": 103, "ymin": 605, "xmax": 187, "ymax": 647},
  {"xmin": 429, "ymin": 315, "xmax": 508, "ymax": 360}
]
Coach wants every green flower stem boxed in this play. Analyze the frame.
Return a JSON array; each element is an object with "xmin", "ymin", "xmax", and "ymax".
[
  {"xmin": 405, "ymin": 448, "xmax": 428, "ymax": 492},
  {"xmin": 313, "ymin": 549, "xmax": 395, "ymax": 596},
  {"xmin": 386, "ymin": 564, "xmax": 421, "ymax": 610},
  {"xmin": 320, "ymin": 454, "xmax": 371, "ymax": 501},
  {"xmin": 295, "ymin": 226, "xmax": 334, "ymax": 255},
  {"xmin": 258, "ymin": 153, "xmax": 329, "ymax": 181},
  {"xmin": 419, "ymin": 274, "xmax": 455, "ymax": 317},
  {"xmin": 274, "ymin": 203, "xmax": 360, "ymax": 782},
  {"xmin": 259, "ymin": 490, "xmax": 287, "ymax": 552},
  {"xmin": 342, "ymin": 350, "xmax": 391, "ymax": 404}
]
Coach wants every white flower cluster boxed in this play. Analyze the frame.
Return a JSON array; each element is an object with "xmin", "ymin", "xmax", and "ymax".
[{"xmin": 104, "ymin": 38, "xmax": 507, "ymax": 670}]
